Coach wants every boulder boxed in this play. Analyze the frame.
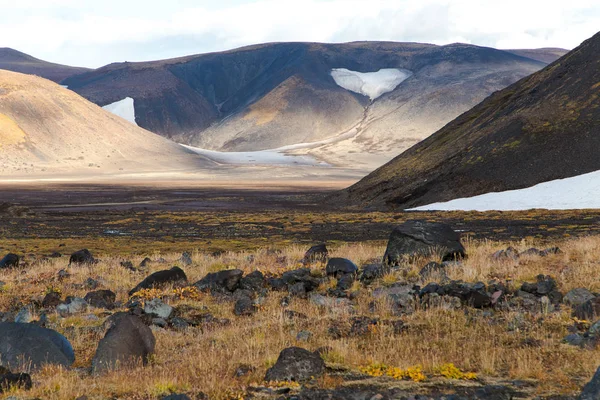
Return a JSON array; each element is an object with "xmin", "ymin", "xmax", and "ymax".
[
  {"xmin": 240, "ymin": 270, "xmax": 266, "ymax": 292},
  {"xmin": 144, "ymin": 298, "xmax": 173, "ymax": 319},
  {"xmin": 359, "ymin": 264, "xmax": 387, "ymax": 285},
  {"xmin": 0, "ymin": 322, "xmax": 75, "ymax": 372},
  {"xmin": 383, "ymin": 221, "xmax": 466, "ymax": 266},
  {"xmin": 265, "ymin": 347, "xmax": 325, "ymax": 382},
  {"xmin": 302, "ymin": 244, "xmax": 329, "ymax": 264},
  {"xmin": 281, "ymin": 268, "xmax": 320, "ymax": 292},
  {"xmin": 194, "ymin": 269, "xmax": 243, "ymax": 293},
  {"xmin": 581, "ymin": 365, "xmax": 600, "ymax": 400},
  {"xmin": 336, "ymin": 273, "xmax": 355, "ymax": 291},
  {"xmin": 91, "ymin": 313, "xmax": 155, "ymax": 375},
  {"xmin": 564, "ymin": 288, "xmax": 595, "ymax": 308},
  {"xmin": 325, "ymin": 258, "xmax": 358, "ymax": 277},
  {"xmin": 57, "ymin": 297, "xmax": 88, "ymax": 317},
  {"xmin": 84, "ymin": 290, "xmax": 116, "ymax": 309},
  {"xmin": 0, "ymin": 253, "xmax": 19, "ymax": 269},
  {"xmin": 234, "ymin": 296, "xmax": 256, "ymax": 316},
  {"xmin": 574, "ymin": 297, "xmax": 600, "ymax": 321},
  {"xmin": 0, "ymin": 371, "xmax": 32, "ymax": 392},
  {"xmin": 129, "ymin": 267, "xmax": 188, "ymax": 296},
  {"xmin": 42, "ymin": 291, "xmax": 63, "ymax": 308},
  {"xmin": 69, "ymin": 249, "xmax": 95, "ymax": 265}
]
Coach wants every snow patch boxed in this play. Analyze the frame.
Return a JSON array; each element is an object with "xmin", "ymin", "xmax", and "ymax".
[
  {"xmin": 331, "ymin": 68, "xmax": 411, "ymax": 100},
  {"xmin": 181, "ymin": 145, "xmax": 329, "ymax": 167},
  {"xmin": 102, "ymin": 97, "xmax": 137, "ymax": 126},
  {"xmin": 410, "ymin": 170, "xmax": 600, "ymax": 211}
]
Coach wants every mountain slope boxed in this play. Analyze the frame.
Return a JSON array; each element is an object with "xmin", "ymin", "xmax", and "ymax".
[
  {"xmin": 62, "ymin": 42, "xmax": 547, "ymax": 169},
  {"xmin": 0, "ymin": 48, "xmax": 89, "ymax": 83},
  {"xmin": 334, "ymin": 32, "xmax": 600, "ymax": 209},
  {"xmin": 505, "ymin": 48, "xmax": 569, "ymax": 64},
  {"xmin": 0, "ymin": 70, "xmax": 210, "ymax": 176}
]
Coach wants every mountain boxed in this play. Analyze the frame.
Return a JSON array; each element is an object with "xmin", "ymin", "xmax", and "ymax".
[
  {"xmin": 62, "ymin": 42, "xmax": 548, "ymax": 170},
  {"xmin": 0, "ymin": 48, "xmax": 89, "ymax": 83},
  {"xmin": 505, "ymin": 48, "xmax": 569, "ymax": 64},
  {"xmin": 334, "ymin": 32, "xmax": 600, "ymax": 209},
  {"xmin": 0, "ymin": 70, "xmax": 211, "ymax": 176}
]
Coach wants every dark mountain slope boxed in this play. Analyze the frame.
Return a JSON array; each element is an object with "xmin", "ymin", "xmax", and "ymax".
[
  {"xmin": 505, "ymin": 48, "xmax": 568, "ymax": 64},
  {"xmin": 335, "ymin": 32, "xmax": 600, "ymax": 209},
  {"xmin": 0, "ymin": 48, "xmax": 89, "ymax": 83}
]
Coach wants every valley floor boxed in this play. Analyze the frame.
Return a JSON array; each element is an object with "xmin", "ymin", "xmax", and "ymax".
[{"xmin": 1, "ymin": 184, "xmax": 600, "ymax": 399}]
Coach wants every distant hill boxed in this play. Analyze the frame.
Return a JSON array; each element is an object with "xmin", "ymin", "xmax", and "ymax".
[
  {"xmin": 505, "ymin": 48, "xmax": 569, "ymax": 64},
  {"xmin": 0, "ymin": 70, "xmax": 211, "ymax": 176},
  {"xmin": 0, "ymin": 48, "xmax": 89, "ymax": 83},
  {"xmin": 62, "ymin": 42, "xmax": 548, "ymax": 170},
  {"xmin": 333, "ymin": 32, "xmax": 600, "ymax": 209}
]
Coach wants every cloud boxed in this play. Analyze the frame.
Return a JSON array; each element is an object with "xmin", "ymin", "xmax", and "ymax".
[{"xmin": 0, "ymin": 0, "xmax": 598, "ymax": 68}]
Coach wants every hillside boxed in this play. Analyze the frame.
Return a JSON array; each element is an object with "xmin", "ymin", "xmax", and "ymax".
[
  {"xmin": 334, "ymin": 32, "xmax": 600, "ymax": 209},
  {"xmin": 62, "ymin": 42, "xmax": 548, "ymax": 169},
  {"xmin": 0, "ymin": 48, "xmax": 89, "ymax": 83},
  {"xmin": 0, "ymin": 70, "xmax": 211, "ymax": 177}
]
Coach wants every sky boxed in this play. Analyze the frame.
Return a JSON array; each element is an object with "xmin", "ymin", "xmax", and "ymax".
[{"xmin": 0, "ymin": 0, "xmax": 599, "ymax": 68}]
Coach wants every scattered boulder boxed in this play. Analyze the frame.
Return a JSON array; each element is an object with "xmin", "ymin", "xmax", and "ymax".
[
  {"xmin": 14, "ymin": 307, "xmax": 33, "ymax": 324},
  {"xmin": 69, "ymin": 249, "xmax": 95, "ymax": 265},
  {"xmin": 265, "ymin": 347, "xmax": 325, "ymax": 382},
  {"xmin": 373, "ymin": 285, "xmax": 417, "ymax": 315},
  {"xmin": 383, "ymin": 221, "xmax": 466, "ymax": 266},
  {"xmin": 84, "ymin": 290, "xmax": 116, "ymax": 309},
  {"xmin": 42, "ymin": 291, "xmax": 63, "ymax": 308},
  {"xmin": 57, "ymin": 297, "xmax": 88, "ymax": 317},
  {"xmin": 336, "ymin": 273, "xmax": 355, "ymax": 291},
  {"xmin": 129, "ymin": 267, "xmax": 188, "ymax": 296},
  {"xmin": 581, "ymin": 365, "xmax": 600, "ymax": 400},
  {"xmin": 194, "ymin": 269, "xmax": 243, "ymax": 293},
  {"xmin": 91, "ymin": 313, "xmax": 156, "ymax": 375},
  {"xmin": 574, "ymin": 297, "xmax": 600, "ymax": 321},
  {"xmin": 234, "ymin": 296, "xmax": 256, "ymax": 316},
  {"xmin": 564, "ymin": 288, "xmax": 596, "ymax": 308},
  {"xmin": 0, "ymin": 371, "xmax": 32, "ymax": 392},
  {"xmin": 303, "ymin": 244, "xmax": 329, "ymax": 264},
  {"xmin": 0, "ymin": 253, "xmax": 19, "ymax": 269},
  {"xmin": 359, "ymin": 264, "xmax": 387, "ymax": 285},
  {"xmin": 120, "ymin": 261, "xmax": 136, "ymax": 271},
  {"xmin": 325, "ymin": 258, "xmax": 358, "ymax": 277},
  {"xmin": 281, "ymin": 268, "xmax": 320, "ymax": 293},
  {"xmin": 144, "ymin": 298, "xmax": 173, "ymax": 319},
  {"xmin": 0, "ymin": 322, "xmax": 75, "ymax": 371},
  {"xmin": 234, "ymin": 364, "xmax": 255, "ymax": 378},
  {"xmin": 240, "ymin": 270, "xmax": 266, "ymax": 292},
  {"xmin": 492, "ymin": 247, "xmax": 519, "ymax": 261}
]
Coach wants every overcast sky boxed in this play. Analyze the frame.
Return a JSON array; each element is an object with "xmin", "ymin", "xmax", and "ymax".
[{"xmin": 1, "ymin": 0, "xmax": 599, "ymax": 68}]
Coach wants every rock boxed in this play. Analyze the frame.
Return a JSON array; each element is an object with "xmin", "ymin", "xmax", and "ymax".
[
  {"xmin": 234, "ymin": 296, "xmax": 256, "ymax": 316},
  {"xmin": 151, "ymin": 318, "xmax": 168, "ymax": 328},
  {"xmin": 303, "ymin": 244, "xmax": 329, "ymax": 264},
  {"xmin": 383, "ymin": 221, "xmax": 466, "ymax": 266},
  {"xmin": 129, "ymin": 267, "xmax": 188, "ymax": 296},
  {"xmin": 144, "ymin": 298, "xmax": 173, "ymax": 319},
  {"xmin": 0, "ymin": 372, "xmax": 32, "ymax": 392},
  {"xmin": 0, "ymin": 253, "xmax": 19, "ymax": 269},
  {"xmin": 373, "ymin": 285, "xmax": 416, "ymax": 315},
  {"xmin": 120, "ymin": 261, "xmax": 135, "ymax": 271},
  {"xmin": 84, "ymin": 290, "xmax": 116, "ymax": 309},
  {"xmin": 240, "ymin": 270, "xmax": 266, "ymax": 292},
  {"xmin": 234, "ymin": 364, "xmax": 255, "ymax": 377},
  {"xmin": 268, "ymin": 277, "xmax": 287, "ymax": 291},
  {"xmin": 296, "ymin": 330, "xmax": 312, "ymax": 342},
  {"xmin": 170, "ymin": 317, "xmax": 190, "ymax": 330},
  {"xmin": 536, "ymin": 274, "xmax": 557, "ymax": 295},
  {"xmin": 350, "ymin": 316, "xmax": 379, "ymax": 337},
  {"xmin": 14, "ymin": 307, "xmax": 33, "ymax": 324},
  {"xmin": 563, "ymin": 333, "xmax": 587, "ymax": 347},
  {"xmin": 49, "ymin": 252, "xmax": 62, "ymax": 258},
  {"xmin": 564, "ymin": 288, "xmax": 595, "ymax": 307},
  {"xmin": 57, "ymin": 269, "xmax": 70, "ymax": 280},
  {"xmin": 69, "ymin": 249, "xmax": 95, "ymax": 265},
  {"xmin": 282, "ymin": 268, "xmax": 320, "ymax": 292},
  {"xmin": 325, "ymin": 258, "xmax": 358, "ymax": 277},
  {"xmin": 359, "ymin": 264, "xmax": 387, "ymax": 285},
  {"xmin": 42, "ymin": 291, "xmax": 63, "ymax": 308},
  {"xmin": 139, "ymin": 257, "xmax": 152, "ymax": 268},
  {"xmin": 520, "ymin": 248, "xmax": 546, "ymax": 257},
  {"xmin": 581, "ymin": 365, "xmax": 600, "ymax": 400},
  {"xmin": 419, "ymin": 262, "xmax": 448, "ymax": 281},
  {"xmin": 574, "ymin": 298, "xmax": 600, "ymax": 321},
  {"xmin": 57, "ymin": 297, "xmax": 88, "ymax": 317},
  {"xmin": 91, "ymin": 313, "xmax": 155, "ymax": 375},
  {"xmin": 310, "ymin": 294, "xmax": 353, "ymax": 314},
  {"xmin": 336, "ymin": 273, "xmax": 355, "ymax": 291},
  {"xmin": 180, "ymin": 252, "xmax": 193, "ymax": 266},
  {"xmin": 0, "ymin": 322, "xmax": 75, "ymax": 371},
  {"xmin": 492, "ymin": 247, "xmax": 519, "ymax": 261},
  {"xmin": 264, "ymin": 347, "xmax": 325, "ymax": 382},
  {"xmin": 194, "ymin": 269, "xmax": 243, "ymax": 293},
  {"xmin": 160, "ymin": 395, "xmax": 191, "ymax": 400}
]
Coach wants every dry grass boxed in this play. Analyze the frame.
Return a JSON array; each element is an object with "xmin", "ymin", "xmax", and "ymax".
[{"xmin": 2, "ymin": 236, "xmax": 600, "ymax": 399}]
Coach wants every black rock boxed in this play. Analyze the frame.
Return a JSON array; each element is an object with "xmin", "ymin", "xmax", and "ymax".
[
  {"xmin": 336, "ymin": 273, "xmax": 355, "ymax": 291},
  {"xmin": 536, "ymin": 274, "xmax": 557, "ymax": 295},
  {"xmin": 0, "ymin": 253, "xmax": 19, "ymax": 269},
  {"xmin": 383, "ymin": 221, "xmax": 466, "ymax": 266},
  {"xmin": 139, "ymin": 257, "xmax": 152, "ymax": 268},
  {"xmin": 194, "ymin": 269, "xmax": 243, "ymax": 293},
  {"xmin": 240, "ymin": 270, "xmax": 266, "ymax": 292},
  {"xmin": 69, "ymin": 249, "xmax": 95, "ymax": 265},
  {"xmin": 234, "ymin": 296, "xmax": 256, "ymax": 316},
  {"xmin": 564, "ymin": 288, "xmax": 596, "ymax": 307},
  {"xmin": 359, "ymin": 263, "xmax": 387, "ymax": 285},
  {"xmin": 91, "ymin": 313, "xmax": 155, "ymax": 375},
  {"xmin": 84, "ymin": 290, "xmax": 116, "ymax": 309},
  {"xmin": 325, "ymin": 258, "xmax": 358, "ymax": 277},
  {"xmin": 120, "ymin": 261, "xmax": 135, "ymax": 271},
  {"xmin": 129, "ymin": 267, "xmax": 188, "ymax": 296},
  {"xmin": 574, "ymin": 297, "xmax": 600, "ymax": 321},
  {"xmin": 350, "ymin": 316, "xmax": 379, "ymax": 337},
  {"xmin": 0, "ymin": 372, "xmax": 32, "ymax": 392},
  {"xmin": 281, "ymin": 268, "xmax": 320, "ymax": 292},
  {"xmin": 302, "ymin": 244, "xmax": 329, "ymax": 264},
  {"xmin": 492, "ymin": 247, "xmax": 519, "ymax": 261},
  {"xmin": 268, "ymin": 277, "xmax": 287, "ymax": 291},
  {"xmin": 580, "ymin": 365, "xmax": 600, "ymax": 400},
  {"xmin": 0, "ymin": 322, "xmax": 75, "ymax": 372},
  {"xmin": 42, "ymin": 291, "xmax": 63, "ymax": 308},
  {"xmin": 264, "ymin": 347, "xmax": 325, "ymax": 382}
]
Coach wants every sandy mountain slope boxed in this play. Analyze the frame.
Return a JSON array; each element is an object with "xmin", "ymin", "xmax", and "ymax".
[
  {"xmin": 0, "ymin": 48, "xmax": 89, "ymax": 83},
  {"xmin": 0, "ymin": 70, "xmax": 211, "ymax": 177},
  {"xmin": 62, "ymin": 42, "xmax": 550, "ymax": 169},
  {"xmin": 333, "ymin": 32, "xmax": 600, "ymax": 209}
]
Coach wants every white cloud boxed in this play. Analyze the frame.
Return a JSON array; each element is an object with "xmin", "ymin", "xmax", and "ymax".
[{"xmin": 0, "ymin": 0, "xmax": 598, "ymax": 68}]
